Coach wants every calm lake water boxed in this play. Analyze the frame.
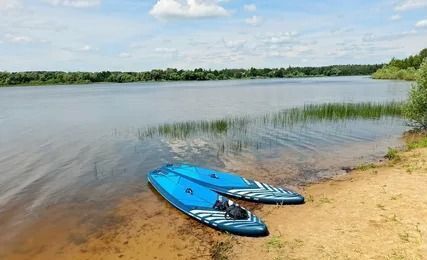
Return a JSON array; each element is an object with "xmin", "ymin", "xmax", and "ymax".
[{"xmin": 0, "ymin": 76, "xmax": 410, "ymax": 257}]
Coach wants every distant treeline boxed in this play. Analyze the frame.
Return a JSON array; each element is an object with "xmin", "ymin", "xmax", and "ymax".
[
  {"xmin": 0, "ymin": 64, "xmax": 382, "ymax": 86},
  {"xmin": 372, "ymin": 48, "xmax": 427, "ymax": 81}
]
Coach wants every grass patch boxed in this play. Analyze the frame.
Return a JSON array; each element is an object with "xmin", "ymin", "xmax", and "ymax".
[
  {"xmin": 355, "ymin": 163, "xmax": 377, "ymax": 171},
  {"xmin": 266, "ymin": 235, "xmax": 283, "ymax": 251},
  {"xmin": 210, "ymin": 240, "xmax": 233, "ymax": 260},
  {"xmin": 318, "ymin": 196, "xmax": 333, "ymax": 204},
  {"xmin": 407, "ymin": 135, "xmax": 427, "ymax": 150},
  {"xmin": 305, "ymin": 194, "xmax": 315, "ymax": 203},
  {"xmin": 385, "ymin": 147, "xmax": 401, "ymax": 161}
]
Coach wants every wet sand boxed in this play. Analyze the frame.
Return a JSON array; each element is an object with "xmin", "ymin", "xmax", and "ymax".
[{"xmin": 2, "ymin": 145, "xmax": 426, "ymax": 259}]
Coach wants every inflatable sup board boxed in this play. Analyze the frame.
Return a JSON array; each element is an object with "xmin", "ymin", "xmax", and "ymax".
[
  {"xmin": 147, "ymin": 168, "xmax": 268, "ymax": 237},
  {"xmin": 162, "ymin": 164, "xmax": 304, "ymax": 204}
]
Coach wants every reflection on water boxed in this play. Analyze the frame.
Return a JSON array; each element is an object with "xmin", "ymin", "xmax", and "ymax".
[{"xmin": 0, "ymin": 77, "xmax": 410, "ymax": 258}]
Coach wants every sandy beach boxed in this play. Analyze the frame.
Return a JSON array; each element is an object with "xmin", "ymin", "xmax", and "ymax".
[
  {"xmin": 233, "ymin": 147, "xmax": 427, "ymax": 260},
  {"xmin": 4, "ymin": 136, "xmax": 425, "ymax": 260}
]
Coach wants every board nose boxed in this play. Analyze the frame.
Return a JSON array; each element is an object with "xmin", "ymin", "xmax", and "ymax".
[{"xmin": 239, "ymin": 223, "xmax": 269, "ymax": 237}]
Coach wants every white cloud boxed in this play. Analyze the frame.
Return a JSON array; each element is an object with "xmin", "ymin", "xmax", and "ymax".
[
  {"xmin": 267, "ymin": 46, "xmax": 312, "ymax": 58},
  {"xmin": 415, "ymin": 19, "xmax": 427, "ymax": 27},
  {"xmin": 0, "ymin": 0, "xmax": 21, "ymax": 10},
  {"xmin": 330, "ymin": 27, "xmax": 354, "ymax": 35},
  {"xmin": 245, "ymin": 15, "xmax": 262, "ymax": 26},
  {"xmin": 149, "ymin": 0, "xmax": 229, "ymax": 20},
  {"xmin": 62, "ymin": 44, "xmax": 98, "ymax": 52},
  {"xmin": 79, "ymin": 44, "xmax": 97, "ymax": 51},
  {"xmin": 223, "ymin": 39, "xmax": 246, "ymax": 49},
  {"xmin": 4, "ymin": 33, "xmax": 32, "ymax": 43},
  {"xmin": 390, "ymin": 14, "xmax": 401, "ymax": 21},
  {"xmin": 154, "ymin": 47, "xmax": 177, "ymax": 53},
  {"xmin": 263, "ymin": 32, "xmax": 298, "ymax": 45},
  {"xmin": 119, "ymin": 52, "xmax": 131, "ymax": 58},
  {"xmin": 362, "ymin": 30, "xmax": 417, "ymax": 42},
  {"xmin": 44, "ymin": 0, "xmax": 101, "ymax": 8},
  {"xmin": 394, "ymin": 0, "xmax": 427, "ymax": 11},
  {"xmin": 243, "ymin": 4, "xmax": 256, "ymax": 12}
]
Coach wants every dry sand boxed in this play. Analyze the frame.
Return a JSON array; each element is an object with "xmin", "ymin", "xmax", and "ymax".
[
  {"xmin": 232, "ymin": 147, "xmax": 427, "ymax": 260},
  {"xmin": 4, "ymin": 147, "xmax": 426, "ymax": 260}
]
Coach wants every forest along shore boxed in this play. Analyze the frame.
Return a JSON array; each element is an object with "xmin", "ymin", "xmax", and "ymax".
[
  {"xmin": 0, "ymin": 64, "xmax": 380, "ymax": 86},
  {"xmin": 5, "ymin": 134, "xmax": 424, "ymax": 260}
]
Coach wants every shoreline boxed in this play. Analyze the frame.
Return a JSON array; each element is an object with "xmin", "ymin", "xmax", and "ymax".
[
  {"xmin": 2, "ymin": 134, "xmax": 425, "ymax": 259},
  {"xmin": 230, "ymin": 138, "xmax": 427, "ymax": 259}
]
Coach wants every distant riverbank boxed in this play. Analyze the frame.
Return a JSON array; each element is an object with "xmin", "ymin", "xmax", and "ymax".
[
  {"xmin": 0, "ymin": 64, "xmax": 381, "ymax": 87},
  {"xmin": 372, "ymin": 48, "xmax": 426, "ymax": 81}
]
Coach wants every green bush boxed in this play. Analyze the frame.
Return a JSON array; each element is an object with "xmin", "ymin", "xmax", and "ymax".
[
  {"xmin": 385, "ymin": 147, "xmax": 400, "ymax": 161},
  {"xmin": 372, "ymin": 48, "xmax": 427, "ymax": 81},
  {"xmin": 372, "ymin": 66, "xmax": 417, "ymax": 81},
  {"xmin": 404, "ymin": 59, "xmax": 427, "ymax": 129}
]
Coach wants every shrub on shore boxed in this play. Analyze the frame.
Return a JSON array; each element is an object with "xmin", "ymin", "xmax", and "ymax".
[
  {"xmin": 404, "ymin": 59, "xmax": 427, "ymax": 130},
  {"xmin": 372, "ymin": 66, "xmax": 417, "ymax": 81},
  {"xmin": 385, "ymin": 147, "xmax": 400, "ymax": 161},
  {"xmin": 372, "ymin": 48, "xmax": 427, "ymax": 81}
]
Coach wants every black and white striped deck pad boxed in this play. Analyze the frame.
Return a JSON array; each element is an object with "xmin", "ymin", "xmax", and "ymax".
[
  {"xmin": 226, "ymin": 181, "xmax": 296, "ymax": 199},
  {"xmin": 189, "ymin": 209, "xmax": 261, "ymax": 228}
]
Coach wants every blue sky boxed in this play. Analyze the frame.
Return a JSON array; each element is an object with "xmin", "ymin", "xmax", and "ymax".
[{"xmin": 0, "ymin": 0, "xmax": 426, "ymax": 71}]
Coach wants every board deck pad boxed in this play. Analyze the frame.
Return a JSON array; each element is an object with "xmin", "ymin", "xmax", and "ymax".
[
  {"xmin": 161, "ymin": 164, "xmax": 304, "ymax": 204},
  {"xmin": 147, "ymin": 169, "xmax": 268, "ymax": 237}
]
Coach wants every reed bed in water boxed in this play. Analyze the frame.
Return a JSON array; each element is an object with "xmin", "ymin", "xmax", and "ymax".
[
  {"xmin": 264, "ymin": 101, "xmax": 404, "ymax": 127},
  {"xmin": 140, "ymin": 117, "xmax": 251, "ymax": 139},
  {"xmin": 138, "ymin": 102, "xmax": 404, "ymax": 139}
]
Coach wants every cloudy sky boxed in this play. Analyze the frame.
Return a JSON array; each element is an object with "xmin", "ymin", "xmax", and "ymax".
[{"xmin": 0, "ymin": 0, "xmax": 426, "ymax": 71}]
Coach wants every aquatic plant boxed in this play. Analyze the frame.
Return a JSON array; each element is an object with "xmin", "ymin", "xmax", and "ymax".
[
  {"xmin": 140, "ymin": 117, "xmax": 250, "ymax": 139},
  {"xmin": 264, "ymin": 102, "xmax": 403, "ymax": 127},
  {"xmin": 137, "ymin": 102, "xmax": 404, "ymax": 140}
]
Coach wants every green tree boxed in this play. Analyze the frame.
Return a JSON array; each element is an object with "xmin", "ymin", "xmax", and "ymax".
[
  {"xmin": 0, "ymin": 64, "xmax": 383, "ymax": 87},
  {"xmin": 404, "ymin": 59, "xmax": 427, "ymax": 129}
]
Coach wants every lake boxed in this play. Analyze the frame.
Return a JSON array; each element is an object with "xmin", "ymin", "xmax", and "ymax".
[{"xmin": 0, "ymin": 76, "xmax": 410, "ymax": 258}]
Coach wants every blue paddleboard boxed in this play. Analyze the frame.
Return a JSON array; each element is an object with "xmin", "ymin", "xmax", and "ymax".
[
  {"xmin": 147, "ymin": 168, "xmax": 268, "ymax": 237},
  {"xmin": 161, "ymin": 164, "xmax": 304, "ymax": 205}
]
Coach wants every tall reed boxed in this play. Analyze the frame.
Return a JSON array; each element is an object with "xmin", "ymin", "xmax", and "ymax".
[{"xmin": 138, "ymin": 102, "xmax": 404, "ymax": 140}]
